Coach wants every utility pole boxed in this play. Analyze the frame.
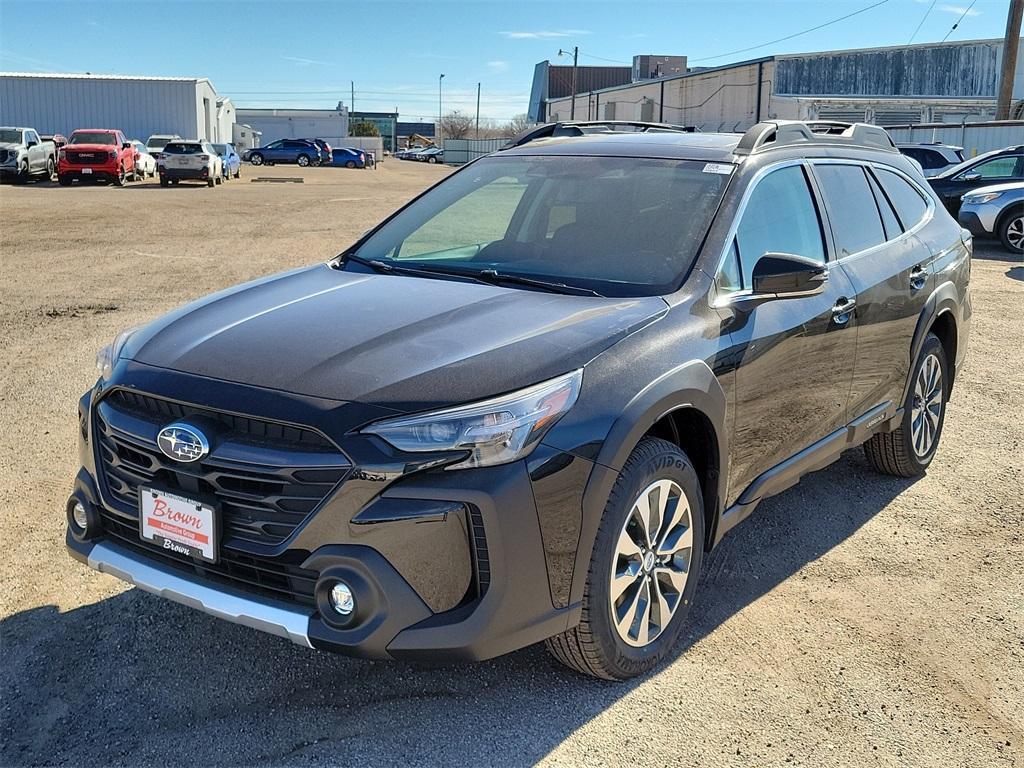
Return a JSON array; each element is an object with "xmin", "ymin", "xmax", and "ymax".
[
  {"xmin": 438, "ymin": 73, "xmax": 445, "ymax": 139},
  {"xmin": 558, "ymin": 46, "xmax": 579, "ymax": 120},
  {"xmin": 997, "ymin": 0, "xmax": 1023, "ymax": 120},
  {"xmin": 350, "ymin": 81, "xmax": 355, "ymax": 113},
  {"xmin": 475, "ymin": 82, "xmax": 481, "ymax": 138}
]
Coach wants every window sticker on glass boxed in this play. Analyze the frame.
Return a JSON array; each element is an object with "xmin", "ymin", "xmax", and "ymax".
[{"xmin": 703, "ymin": 163, "xmax": 734, "ymax": 175}]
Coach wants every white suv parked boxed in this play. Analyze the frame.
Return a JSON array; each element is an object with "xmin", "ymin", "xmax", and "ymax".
[{"xmin": 157, "ymin": 141, "xmax": 223, "ymax": 188}]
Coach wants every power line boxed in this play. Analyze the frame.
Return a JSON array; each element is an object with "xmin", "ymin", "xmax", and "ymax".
[
  {"xmin": 578, "ymin": 51, "xmax": 631, "ymax": 65},
  {"xmin": 941, "ymin": 0, "xmax": 978, "ymax": 41},
  {"xmin": 908, "ymin": 0, "xmax": 937, "ymax": 43},
  {"xmin": 689, "ymin": 0, "xmax": 890, "ymax": 62}
]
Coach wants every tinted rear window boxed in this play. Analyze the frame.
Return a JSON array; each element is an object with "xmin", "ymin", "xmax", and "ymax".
[
  {"xmin": 814, "ymin": 164, "xmax": 886, "ymax": 257},
  {"xmin": 875, "ymin": 168, "xmax": 929, "ymax": 230},
  {"xmin": 162, "ymin": 143, "xmax": 203, "ymax": 154}
]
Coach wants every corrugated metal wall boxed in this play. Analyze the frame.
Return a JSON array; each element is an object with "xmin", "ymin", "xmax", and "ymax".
[
  {"xmin": 0, "ymin": 75, "xmax": 203, "ymax": 140},
  {"xmin": 235, "ymin": 112, "xmax": 348, "ymax": 145},
  {"xmin": 440, "ymin": 138, "xmax": 509, "ymax": 165},
  {"xmin": 774, "ymin": 42, "xmax": 1003, "ymax": 97},
  {"xmin": 886, "ymin": 121, "xmax": 1024, "ymax": 156}
]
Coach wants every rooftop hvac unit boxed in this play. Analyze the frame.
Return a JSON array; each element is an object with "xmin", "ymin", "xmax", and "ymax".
[{"xmin": 816, "ymin": 109, "xmax": 867, "ymax": 122}]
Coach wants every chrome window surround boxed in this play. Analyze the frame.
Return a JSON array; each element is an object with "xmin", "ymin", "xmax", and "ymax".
[{"xmin": 710, "ymin": 157, "xmax": 935, "ymax": 306}]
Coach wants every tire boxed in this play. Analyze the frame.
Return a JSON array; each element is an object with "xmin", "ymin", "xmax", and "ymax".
[
  {"xmin": 207, "ymin": 175, "xmax": 215, "ymax": 187},
  {"xmin": 58, "ymin": 174, "xmax": 72, "ymax": 186},
  {"xmin": 297, "ymin": 154, "xmax": 310, "ymax": 167},
  {"xmin": 345, "ymin": 160, "xmax": 356, "ymax": 169},
  {"xmin": 160, "ymin": 177, "xmax": 169, "ymax": 187},
  {"xmin": 545, "ymin": 437, "xmax": 705, "ymax": 680},
  {"xmin": 15, "ymin": 161, "xmax": 29, "ymax": 184},
  {"xmin": 171, "ymin": 179, "xmax": 179, "ymax": 185},
  {"xmin": 250, "ymin": 153, "xmax": 263, "ymax": 166},
  {"xmin": 998, "ymin": 206, "xmax": 1024, "ymax": 254},
  {"xmin": 234, "ymin": 167, "xmax": 240, "ymax": 179},
  {"xmin": 46, "ymin": 157, "xmax": 55, "ymax": 179},
  {"xmin": 864, "ymin": 332, "xmax": 949, "ymax": 477},
  {"xmin": 428, "ymin": 156, "xmax": 437, "ymax": 164},
  {"xmin": 112, "ymin": 164, "xmax": 125, "ymax": 186}
]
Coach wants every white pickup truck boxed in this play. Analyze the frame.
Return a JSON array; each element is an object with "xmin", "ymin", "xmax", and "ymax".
[{"xmin": 0, "ymin": 127, "xmax": 56, "ymax": 182}]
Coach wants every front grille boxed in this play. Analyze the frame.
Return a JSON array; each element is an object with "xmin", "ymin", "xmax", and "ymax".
[
  {"xmin": 67, "ymin": 150, "xmax": 107, "ymax": 164},
  {"xmin": 94, "ymin": 390, "xmax": 350, "ymax": 547},
  {"xmin": 98, "ymin": 507, "xmax": 317, "ymax": 605}
]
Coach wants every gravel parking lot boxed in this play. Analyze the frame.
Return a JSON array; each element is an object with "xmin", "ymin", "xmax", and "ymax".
[{"xmin": 1, "ymin": 162, "xmax": 1021, "ymax": 767}]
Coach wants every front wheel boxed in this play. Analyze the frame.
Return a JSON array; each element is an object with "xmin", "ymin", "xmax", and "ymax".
[
  {"xmin": 58, "ymin": 174, "xmax": 72, "ymax": 186},
  {"xmin": 15, "ymin": 161, "xmax": 29, "ymax": 184},
  {"xmin": 864, "ymin": 332, "xmax": 949, "ymax": 477},
  {"xmin": 46, "ymin": 157, "xmax": 55, "ymax": 179},
  {"xmin": 297, "ymin": 154, "xmax": 310, "ymax": 167},
  {"xmin": 545, "ymin": 437, "xmax": 704, "ymax": 680},
  {"xmin": 112, "ymin": 164, "xmax": 125, "ymax": 186},
  {"xmin": 250, "ymin": 153, "xmax": 263, "ymax": 166},
  {"xmin": 998, "ymin": 208, "xmax": 1024, "ymax": 254}
]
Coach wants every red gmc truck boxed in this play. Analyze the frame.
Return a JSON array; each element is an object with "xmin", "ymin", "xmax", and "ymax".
[{"xmin": 57, "ymin": 129, "xmax": 137, "ymax": 186}]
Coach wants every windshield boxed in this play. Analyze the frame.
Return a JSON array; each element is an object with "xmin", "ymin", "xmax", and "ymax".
[
  {"xmin": 0, "ymin": 129, "xmax": 22, "ymax": 143},
  {"xmin": 162, "ymin": 143, "xmax": 202, "ymax": 154},
  {"xmin": 147, "ymin": 137, "xmax": 173, "ymax": 149},
  {"xmin": 351, "ymin": 155, "xmax": 731, "ymax": 297},
  {"xmin": 211, "ymin": 144, "xmax": 227, "ymax": 155},
  {"xmin": 70, "ymin": 132, "xmax": 117, "ymax": 145}
]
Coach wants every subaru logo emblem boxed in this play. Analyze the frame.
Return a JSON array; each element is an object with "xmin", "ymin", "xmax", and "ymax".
[{"xmin": 156, "ymin": 422, "xmax": 209, "ymax": 463}]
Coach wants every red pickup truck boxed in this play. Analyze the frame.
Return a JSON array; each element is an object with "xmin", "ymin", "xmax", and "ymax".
[{"xmin": 57, "ymin": 129, "xmax": 137, "ymax": 186}]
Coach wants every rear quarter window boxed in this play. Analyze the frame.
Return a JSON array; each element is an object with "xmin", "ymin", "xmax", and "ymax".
[{"xmin": 874, "ymin": 168, "xmax": 930, "ymax": 230}]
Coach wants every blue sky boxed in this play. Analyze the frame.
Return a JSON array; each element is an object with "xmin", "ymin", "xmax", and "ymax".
[{"xmin": 0, "ymin": 0, "xmax": 1012, "ymax": 124}]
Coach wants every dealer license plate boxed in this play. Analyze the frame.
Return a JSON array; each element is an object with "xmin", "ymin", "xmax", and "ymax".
[
  {"xmin": 139, "ymin": 487, "xmax": 218, "ymax": 563},
  {"xmin": 81, "ymin": 168, "xmax": 92, "ymax": 174}
]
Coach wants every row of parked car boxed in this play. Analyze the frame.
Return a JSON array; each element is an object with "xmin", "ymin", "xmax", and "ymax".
[
  {"xmin": 240, "ymin": 138, "xmax": 373, "ymax": 169},
  {"xmin": 395, "ymin": 145, "xmax": 444, "ymax": 163}
]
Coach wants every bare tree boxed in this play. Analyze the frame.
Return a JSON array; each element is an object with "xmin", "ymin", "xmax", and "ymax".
[
  {"xmin": 439, "ymin": 110, "xmax": 473, "ymax": 140},
  {"xmin": 506, "ymin": 114, "xmax": 533, "ymax": 136}
]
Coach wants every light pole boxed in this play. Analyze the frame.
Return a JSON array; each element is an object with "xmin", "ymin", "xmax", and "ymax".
[
  {"xmin": 558, "ymin": 46, "xmax": 579, "ymax": 120},
  {"xmin": 438, "ymin": 73, "xmax": 445, "ymax": 138}
]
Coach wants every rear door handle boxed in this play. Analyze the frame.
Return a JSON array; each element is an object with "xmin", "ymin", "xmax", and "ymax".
[
  {"xmin": 909, "ymin": 265, "xmax": 928, "ymax": 290},
  {"xmin": 832, "ymin": 297, "xmax": 856, "ymax": 325}
]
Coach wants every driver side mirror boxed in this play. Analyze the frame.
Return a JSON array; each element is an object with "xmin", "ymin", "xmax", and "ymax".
[
  {"xmin": 960, "ymin": 171, "xmax": 982, "ymax": 182},
  {"xmin": 26, "ymin": 139, "xmax": 37, "ymax": 148},
  {"xmin": 122, "ymin": 142, "xmax": 131, "ymax": 150},
  {"xmin": 751, "ymin": 252, "xmax": 828, "ymax": 297}
]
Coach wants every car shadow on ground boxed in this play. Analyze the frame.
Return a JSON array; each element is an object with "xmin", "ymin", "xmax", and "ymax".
[
  {"xmin": 1008, "ymin": 266, "xmax": 1023, "ymax": 282},
  {"xmin": 1, "ymin": 451, "xmax": 915, "ymax": 767}
]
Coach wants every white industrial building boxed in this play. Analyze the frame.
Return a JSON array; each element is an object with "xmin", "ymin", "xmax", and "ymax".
[
  {"xmin": 0, "ymin": 72, "xmax": 235, "ymax": 142},
  {"xmin": 539, "ymin": 38, "xmax": 1024, "ymax": 131},
  {"xmin": 235, "ymin": 108, "xmax": 350, "ymax": 145}
]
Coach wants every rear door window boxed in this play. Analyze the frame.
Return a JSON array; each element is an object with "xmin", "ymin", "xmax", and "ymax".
[
  {"xmin": 813, "ymin": 164, "xmax": 886, "ymax": 258},
  {"xmin": 874, "ymin": 168, "xmax": 930, "ymax": 230},
  {"xmin": 732, "ymin": 164, "xmax": 825, "ymax": 289}
]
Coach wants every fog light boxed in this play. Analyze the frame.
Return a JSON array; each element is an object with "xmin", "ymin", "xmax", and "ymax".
[
  {"xmin": 329, "ymin": 581, "xmax": 355, "ymax": 616},
  {"xmin": 72, "ymin": 500, "xmax": 89, "ymax": 530}
]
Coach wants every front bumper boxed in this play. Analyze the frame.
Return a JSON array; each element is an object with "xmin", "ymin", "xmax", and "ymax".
[
  {"xmin": 67, "ymin": 368, "xmax": 591, "ymax": 661},
  {"xmin": 58, "ymin": 161, "xmax": 119, "ymax": 179},
  {"xmin": 957, "ymin": 208, "xmax": 992, "ymax": 237}
]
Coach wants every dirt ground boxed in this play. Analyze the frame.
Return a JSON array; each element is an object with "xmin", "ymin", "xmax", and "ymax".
[{"xmin": 1, "ymin": 161, "xmax": 1021, "ymax": 768}]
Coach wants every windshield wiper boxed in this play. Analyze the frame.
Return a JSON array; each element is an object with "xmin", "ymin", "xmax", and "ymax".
[
  {"xmin": 476, "ymin": 269, "xmax": 603, "ymax": 297},
  {"xmin": 342, "ymin": 254, "xmax": 602, "ymax": 297},
  {"xmin": 342, "ymin": 253, "xmax": 491, "ymax": 285}
]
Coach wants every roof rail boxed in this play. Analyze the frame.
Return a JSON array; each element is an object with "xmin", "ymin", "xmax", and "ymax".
[
  {"xmin": 501, "ymin": 120, "xmax": 698, "ymax": 150},
  {"xmin": 734, "ymin": 120, "xmax": 897, "ymax": 156}
]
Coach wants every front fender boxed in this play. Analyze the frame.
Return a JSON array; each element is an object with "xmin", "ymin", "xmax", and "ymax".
[{"xmin": 560, "ymin": 359, "xmax": 728, "ymax": 607}]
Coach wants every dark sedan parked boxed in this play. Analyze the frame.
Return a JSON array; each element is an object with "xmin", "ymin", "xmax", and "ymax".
[
  {"xmin": 927, "ymin": 144, "xmax": 1024, "ymax": 215},
  {"xmin": 243, "ymin": 139, "xmax": 322, "ymax": 167},
  {"xmin": 67, "ymin": 120, "xmax": 970, "ymax": 681}
]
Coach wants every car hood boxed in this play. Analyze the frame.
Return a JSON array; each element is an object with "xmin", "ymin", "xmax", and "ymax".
[
  {"xmin": 126, "ymin": 264, "xmax": 666, "ymax": 411},
  {"xmin": 0, "ymin": 141, "xmax": 23, "ymax": 151},
  {"xmin": 962, "ymin": 181, "xmax": 1024, "ymax": 196}
]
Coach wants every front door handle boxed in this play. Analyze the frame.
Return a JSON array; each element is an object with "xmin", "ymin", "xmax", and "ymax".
[
  {"xmin": 909, "ymin": 265, "xmax": 928, "ymax": 290},
  {"xmin": 832, "ymin": 297, "xmax": 856, "ymax": 325}
]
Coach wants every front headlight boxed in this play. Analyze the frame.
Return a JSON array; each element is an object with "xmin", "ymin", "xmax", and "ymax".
[
  {"xmin": 95, "ymin": 327, "xmax": 140, "ymax": 381},
  {"xmin": 962, "ymin": 191, "xmax": 1002, "ymax": 205},
  {"xmin": 362, "ymin": 369, "xmax": 582, "ymax": 470}
]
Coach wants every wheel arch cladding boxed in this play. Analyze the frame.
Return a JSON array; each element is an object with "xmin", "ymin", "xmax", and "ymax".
[
  {"xmin": 570, "ymin": 359, "xmax": 728, "ymax": 607},
  {"xmin": 929, "ymin": 310, "xmax": 957, "ymax": 389}
]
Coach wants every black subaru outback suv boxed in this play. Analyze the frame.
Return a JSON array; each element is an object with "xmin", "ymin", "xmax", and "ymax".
[{"xmin": 67, "ymin": 120, "xmax": 971, "ymax": 680}]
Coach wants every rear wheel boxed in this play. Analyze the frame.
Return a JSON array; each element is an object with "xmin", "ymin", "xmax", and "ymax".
[
  {"xmin": 297, "ymin": 154, "xmax": 310, "ymax": 167},
  {"xmin": 207, "ymin": 175, "xmax": 215, "ymax": 187},
  {"xmin": 998, "ymin": 207, "xmax": 1024, "ymax": 254},
  {"xmin": 864, "ymin": 333, "xmax": 948, "ymax": 477},
  {"xmin": 234, "ymin": 167, "xmax": 240, "ymax": 179},
  {"xmin": 545, "ymin": 437, "xmax": 704, "ymax": 680},
  {"xmin": 160, "ymin": 177, "xmax": 169, "ymax": 187}
]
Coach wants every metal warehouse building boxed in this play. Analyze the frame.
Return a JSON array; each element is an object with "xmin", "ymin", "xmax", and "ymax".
[
  {"xmin": 235, "ymin": 107, "xmax": 350, "ymax": 146},
  {"xmin": 537, "ymin": 38, "xmax": 1024, "ymax": 131},
  {"xmin": 0, "ymin": 72, "xmax": 235, "ymax": 142}
]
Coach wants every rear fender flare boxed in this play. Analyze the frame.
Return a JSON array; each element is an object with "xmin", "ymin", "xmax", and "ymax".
[{"xmin": 905, "ymin": 280, "xmax": 960, "ymax": 403}]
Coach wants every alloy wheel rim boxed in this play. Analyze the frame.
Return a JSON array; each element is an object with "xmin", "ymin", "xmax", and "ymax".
[
  {"xmin": 911, "ymin": 352, "xmax": 943, "ymax": 457},
  {"xmin": 1007, "ymin": 217, "xmax": 1024, "ymax": 250},
  {"xmin": 609, "ymin": 479, "xmax": 693, "ymax": 647}
]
